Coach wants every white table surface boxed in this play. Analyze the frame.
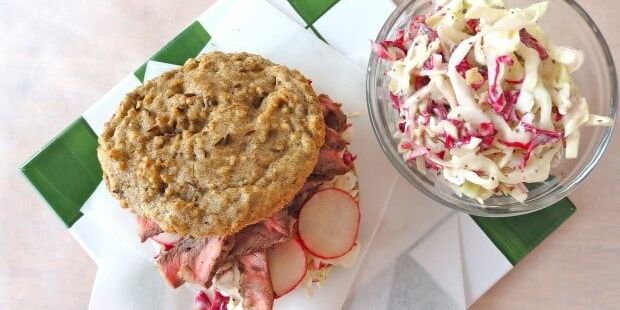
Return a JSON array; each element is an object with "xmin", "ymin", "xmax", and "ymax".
[{"xmin": 1, "ymin": 0, "xmax": 618, "ymax": 309}]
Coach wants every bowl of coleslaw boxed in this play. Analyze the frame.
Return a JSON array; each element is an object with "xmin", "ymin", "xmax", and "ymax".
[{"xmin": 367, "ymin": 0, "xmax": 617, "ymax": 216}]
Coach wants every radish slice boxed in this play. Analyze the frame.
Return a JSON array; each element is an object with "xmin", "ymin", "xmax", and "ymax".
[
  {"xmin": 151, "ymin": 232, "xmax": 182, "ymax": 249},
  {"xmin": 319, "ymin": 242, "xmax": 360, "ymax": 268},
  {"xmin": 298, "ymin": 189, "xmax": 360, "ymax": 259},
  {"xmin": 267, "ymin": 239, "xmax": 307, "ymax": 298}
]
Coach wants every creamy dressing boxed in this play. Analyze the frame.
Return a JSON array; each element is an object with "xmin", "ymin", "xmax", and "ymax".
[{"xmin": 211, "ymin": 263, "xmax": 244, "ymax": 310}]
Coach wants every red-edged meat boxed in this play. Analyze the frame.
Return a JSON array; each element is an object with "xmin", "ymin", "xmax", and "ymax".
[
  {"xmin": 262, "ymin": 209, "xmax": 294, "ymax": 236},
  {"xmin": 156, "ymin": 237, "xmax": 233, "ymax": 288},
  {"xmin": 324, "ymin": 127, "xmax": 348, "ymax": 151},
  {"xmin": 318, "ymin": 94, "xmax": 347, "ymax": 132},
  {"xmin": 228, "ymin": 210, "xmax": 295, "ymax": 259},
  {"xmin": 155, "ymin": 244, "xmax": 185, "ymax": 288},
  {"xmin": 299, "ymin": 178, "xmax": 324, "ymax": 192},
  {"xmin": 153, "ymin": 210, "xmax": 294, "ymax": 290},
  {"xmin": 180, "ymin": 237, "xmax": 234, "ymax": 287},
  {"xmin": 311, "ymin": 95, "xmax": 354, "ymax": 179},
  {"xmin": 239, "ymin": 252, "xmax": 274, "ymax": 310},
  {"xmin": 137, "ymin": 215, "xmax": 163, "ymax": 242},
  {"xmin": 313, "ymin": 148, "xmax": 354, "ymax": 177}
]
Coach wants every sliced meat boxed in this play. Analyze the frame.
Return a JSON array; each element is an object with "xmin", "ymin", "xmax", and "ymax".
[
  {"xmin": 300, "ymin": 177, "xmax": 326, "ymax": 191},
  {"xmin": 262, "ymin": 209, "xmax": 295, "ymax": 236},
  {"xmin": 228, "ymin": 210, "xmax": 295, "ymax": 259},
  {"xmin": 324, "ymin": 127, "xmax": 348, "ymax": 151},
  {"xmin": 312, "ymin": 148, "xmax": 353, "ymax": 177},
  {"xmin": 179, "ymin": 237, "xmax": 234, "ymax": 288},
  {"xmin": 318, "ymin": 94, "xmax": 347, "ymax": 132},
  {"xmin": 305, "ymin": 173, "xmax": 334, "ymax": 183},
  {"xmin": 155, "ymin": 244, "xmax": 185, "ymax": 288},
  {"xmin": 239, "ymin": 252, "xmax": 274, "ymax": 310},
  {"xmin": 137, "ymin": 215, "xmax": 163, "ymax": 242},
  {"xmin": 310, "ymin": 103, "xmax": 353, "ymax": 179},
  {"xmin": 153, "ymin": 210, "xmax": 293, "ymax": 290},
  {"xmin": 156, "ymin": 236, "xmax": 234, "ymax": 289}
]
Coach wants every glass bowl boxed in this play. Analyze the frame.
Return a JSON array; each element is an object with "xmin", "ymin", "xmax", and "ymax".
[{"xmin": 367, "ymin": 0, "xmax": 617, "ymax": 216}]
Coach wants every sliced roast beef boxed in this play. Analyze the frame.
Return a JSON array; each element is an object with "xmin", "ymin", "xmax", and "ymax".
[
  {"xmin": 153, "ymin": 210, "xmax": 293, "ymax": 290},
  {"xmin": 312, "ymin": 147, "xmax": 354, "ymax": 177},
  {"xmin": 137, "ymin": 215, "xmax": 163, "ymax": 242},
  {"xmin": 239, "ymin": 252, "xmax": 274, "ymax": 310},
  {"xmin": 311, "ymin": 96, "xmax": 354, "ymax": 180},
  {"xmin": 156, "ymin": 244, "xmax": 185, "ymax": 288},
  {"xmin": 262, "ymin": 209, "xmax": 295, "ymax": 237},
  {"xmin": 156, "ymin": 236, "xmax": 233, "ymax": 288},
  {"xmin": 324, "ymin": 127, "xmax": 348, "ymax": 150},
  {"xmin": 228, "ymin": 209, "xmax": 295, "ymax": 259},
  {"xmin": 179, "ymin": 237, "xmax": 234, "ymax": 287},
  {"xmin": 318, "ymin": 94, "xmax": 347, "ymax": 132},
  {"xmin": 306, "ymin": 173, "xmax": 334, "ymax": 183}
]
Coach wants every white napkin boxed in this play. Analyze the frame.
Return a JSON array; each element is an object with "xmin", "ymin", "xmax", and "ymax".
[{"xmin": 82, "ymin": 0, "xmax": 399, "ymax": 309}]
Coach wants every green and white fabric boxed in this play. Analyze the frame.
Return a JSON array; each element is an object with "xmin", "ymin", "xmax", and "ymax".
[{"xmin": 20, "ymin": 0, "xmax": 575, "ymax": 309}]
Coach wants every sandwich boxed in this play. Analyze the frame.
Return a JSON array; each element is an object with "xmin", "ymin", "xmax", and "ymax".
[{"xmin": 98, "ymin": 52, "xmax": 361, "ymax": 309}]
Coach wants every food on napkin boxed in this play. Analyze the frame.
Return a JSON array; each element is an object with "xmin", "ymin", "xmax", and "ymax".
[
  {"xmin": 372, "ymin": 0, "xmax": 613, "ymax": 203},
  {"xmin": 97, "ymin": 51, "xmax": 361, "ymax": 309}
]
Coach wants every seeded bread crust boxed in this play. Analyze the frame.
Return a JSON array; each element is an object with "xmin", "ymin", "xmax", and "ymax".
[{"xmin": 98, "ymin": 52, "xmax": 325, "ymax": 237}]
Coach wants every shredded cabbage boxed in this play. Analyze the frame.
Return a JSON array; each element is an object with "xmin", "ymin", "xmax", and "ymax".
[
  {"xmin": 211, "ymin": 263, "xmax": 244, "ymax": 310},
  {"xmin": 373, "ymin": 0, "xmax": 613, "ymax": 203}
]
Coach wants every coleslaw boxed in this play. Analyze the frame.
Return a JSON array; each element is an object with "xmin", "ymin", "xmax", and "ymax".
[{"xmin": 372, "ymin": 0, "xmax": 612, "ymax": 203}]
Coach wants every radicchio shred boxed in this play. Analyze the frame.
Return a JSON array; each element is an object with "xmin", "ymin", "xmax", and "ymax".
[
  {"xmin": 372, "ymin": 15, "xmax": 437, "ymax": 62},
  {"xmin": 343, "ymin": 151, "xmax": 357, "ymax": 166},
  {"xmin": 465, "ymin": 19, "xmax": 479, "ymax": 35},
  {"xmin": 211, "ymin": 291, "xmax": 230, "ymax": 310},
  {"xmin": 519, "ymin": 29, "xmax": 549, "ymax": 60},
  {"xmin": 488, "ymin": 56, "xmax": 521, "ymax": 122},
  {"xmin": 195, "ymin": 291, "xmax": 229, "ymax": 310},
  {"xmin": 499, "ymin": 123, "xmax": 561, "ymax": 168},
  {"xmin": 389, "ymin": 92, "xmax": 403, "ymax": 111},
  {"xmin": 455, "ymin": 58, "xmax": 473, "ymax": 77}
]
